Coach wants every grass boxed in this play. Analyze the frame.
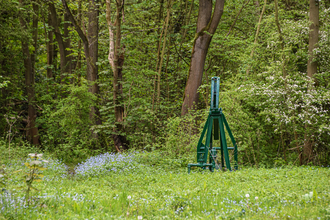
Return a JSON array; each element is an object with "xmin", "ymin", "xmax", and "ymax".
[{"xmin": 1, "ymin": 148, "xmax": 330, "ymax": 219}]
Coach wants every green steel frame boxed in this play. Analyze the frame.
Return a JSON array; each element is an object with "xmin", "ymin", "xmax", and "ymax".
[{"xmin": 187, "ymin": 77, "xmax": 238, "ymax": 173}]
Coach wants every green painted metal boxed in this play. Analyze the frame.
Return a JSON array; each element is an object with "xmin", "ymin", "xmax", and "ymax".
[{"xmin": 187, "ymin": 77, "xmax": 238, "ymax": 173}]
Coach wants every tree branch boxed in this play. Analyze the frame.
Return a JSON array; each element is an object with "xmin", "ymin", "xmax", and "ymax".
[
  {"xmin": 208, "ymin": 0, "xmax": 225, "ymax": 34},
  {"xmin": 62, "ymin": 0, "xmax": 89, "ymax": 54}
]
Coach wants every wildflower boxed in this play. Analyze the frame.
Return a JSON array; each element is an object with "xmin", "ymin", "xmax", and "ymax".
[
  {"xmin": 28, "ymin": 153, "xmax": 43, "ymax": 158},
  {"xmin": 245, "ymin": 194, "xmax": 250, "ymax": 198},
  {"xmin": 255, "ymin": 196, "xmax": 258, "ymax": 200},
  {"xmin": 138, "ymin": 216, "xmax": 143, "ymax": 220},
  {"xmin": 127, "ymin": 195, "xmax": 131, "ymax": 200}
]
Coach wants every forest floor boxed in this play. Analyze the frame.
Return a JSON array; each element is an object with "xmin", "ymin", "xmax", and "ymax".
[{"xmin": 1, "ymin": 150, "xmax": 330, "ymax": 219}]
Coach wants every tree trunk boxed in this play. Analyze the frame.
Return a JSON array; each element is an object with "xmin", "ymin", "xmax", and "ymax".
[
  {"xmin": 157, "ymin": 0, "xmax": 172, "ymax": 107},
  {"xmin": 47, "ymin": 13, "xmax": 54, "ymax": 79},
  {"xmin": 19, "ymin": 0, "xmax": 39, "ymax": 145},
  {"xmin": 75, "ymin": 0, "xmax": 82, "ymax": 78},
  {"xmin": 307, "ymin": 0, "xmax": 319, "ymax": 79},
  {"xmin": 87, "ymin": 0, "xmax": 101, "ymax": 126},
  {"xmin": 48, "ymin": 3, "xmax": 71, "ymax": 81},
  {"xmin": 62, "ymin": 0, "xmax": 101, "ymax": 130},
  {"xmin": 63, "ymin": 12, "xmax": 72, "ymax": 76},
  {"xmin": 181, "ymin": 0, "xmax": 225, "ymax": 116},
  {"xmin": 106, "ymin": 0, "xmax": 129, "ymax": 152},
  {"xmin": 303, "ymin": 0, "xmax": 319, "ymax": 164},
  {"xmin": 31, "ymin": 1, "xmax": 38, "ymax": 75}
]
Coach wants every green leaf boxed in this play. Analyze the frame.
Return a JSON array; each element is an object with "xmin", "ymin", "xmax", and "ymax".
[{"xmin": 31, "ymin": 186, "xmax": 39, "ymax": 191}]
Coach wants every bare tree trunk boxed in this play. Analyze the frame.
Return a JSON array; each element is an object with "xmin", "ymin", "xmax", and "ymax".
[
  {"xmin": 106, "ymin": 0, "xmax": 129, "ymax": 152},
  {"xmin": 62, "ymin": 0, "xmax": 101, "ymax": 131},
  {"xmin": 304, "ymin": 0, "xmax": 319, "ymax": 164},
  {"xmin": 307, "ymin": 0, "xmax": 319, "ymax": 79},
  {"xmin": 19, "ymin": 0, "xmax": 39, "ymax": 145},
  {"xmin": 157, "ymin": 0, "xmax": 172, "ymax": 107},
  {"xmin": 181, "ymin": 0, "xmax": 225, "ymax": 116},
  {"xmin": 152, "ymin": 19, "xmax": 166, "ymax": 111},
  {"xmin": 31, "ymin": 1, "xmax": 38, "ymax": 76},
  {"xmin": 63, "ymin": 12, "xmax": 72, "ymax": 76},
  {"xmin": 48, "ymin": 3, "xmax": 71, "ymax": 81},
  {"xmin": 75, "ymin": 0, "xmax": 82, "ymax": 79},
  {"xmin": 87, "ymin": 0, "xmax": 101, "ymax": 126},
  {"xmin": 274, "ymin": 0, "xmax": 287, "ymax": 78},
  {"xmin": 47, "ymin": 13, "xmax": 54, "ymax": 79}
]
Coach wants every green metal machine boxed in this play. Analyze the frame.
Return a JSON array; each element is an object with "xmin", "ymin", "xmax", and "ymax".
[{"xmin": 187, "ymin": 77, "xmax": 238, "ymax": 173}]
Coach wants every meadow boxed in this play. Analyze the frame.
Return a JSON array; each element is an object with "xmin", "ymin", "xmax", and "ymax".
[{"xmin": 1, "ymin": 149, "xmax": 330, "ymax": 220}]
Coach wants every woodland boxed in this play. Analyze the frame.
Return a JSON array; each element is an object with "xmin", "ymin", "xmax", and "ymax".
[{"xmin": 1, "ymin": 0, "xmax": 330, "ymax": 167}]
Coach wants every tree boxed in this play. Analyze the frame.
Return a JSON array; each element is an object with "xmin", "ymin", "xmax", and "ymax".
[
  {"xmin": 19, "ymin": 0, "xmax": 39, "ymax": 145},
  {"xmin": 106, "ymin": 0, "xmax": 129, "ymax": 152},
  {"xmin": 181, "ymin": 0, "xmax": 225, "ymax": 116},
  {"xmin": 46, "ymin": 12, "xmax": 54, "ymax": 79},
  {"xmin": 48, "ymin": 3, "xmax": 72, "ymax": 81},
  {"xmin": 303, "ymin": 0, "xmax": 319, "ymax": 164},
  {"xmin": 62, "ymin": 0, "xmax": 101, "ymax": 128}
]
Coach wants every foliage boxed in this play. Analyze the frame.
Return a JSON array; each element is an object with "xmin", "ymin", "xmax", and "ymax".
[
  {"xmin": 37, "ymin": 82, "xmax": 99, "ymax": 161},
  {"xmin": 0, "ymin": 0, "xmax": 329, "ymax": 167},
  {"xmin": 0, "ymin": 165, "xmax": 8, "ymax": 188},
  {"xmin": 164, "ymin": 109, "xmax": 207, "ymax": 157},
  {"xmin": 23, "ymin": 153, "xmax": 48, "ymax": 204}
]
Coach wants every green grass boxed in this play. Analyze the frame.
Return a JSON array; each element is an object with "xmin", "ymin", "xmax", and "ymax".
[{"xmin": 1, "ymin": 150, "xmax": 330, "ymax": 219}]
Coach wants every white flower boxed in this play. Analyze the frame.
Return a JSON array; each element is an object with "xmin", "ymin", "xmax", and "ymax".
[
  {"xmin": 138, "ymin": 216, "xmax": 143, "ymax": 220},
  {"xmin": 255, "ymin": 196, "xmax": 258, "ymax": 200},
  {"xmin": 28, "ymin": 153, "xmax": 43, "ymax": 158},
  {"xmin": 245, "ymin": 194, "xmax": 250, "ymax": 198},
  {"xmin": 127, "ymin": 195, "xmax": 131, "ymax": 200}
]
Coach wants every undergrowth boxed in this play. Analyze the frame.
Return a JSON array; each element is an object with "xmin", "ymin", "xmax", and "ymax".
[{"xmin": 1, "ymin": 146, "xmax": 330, "ymax": 219}]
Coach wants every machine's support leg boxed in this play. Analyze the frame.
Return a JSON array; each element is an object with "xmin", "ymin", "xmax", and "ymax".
[
  {"xmin": 220, "ymin": 132, "xmax": 224, "ymax": 170},
  {"xmin": 223, "ymin": 114, "xmax": 238, "ymax": 170},
  {"xmin": 196, "ymin": 117, "xmax": 210, "ymax": 163},
  {"xmin": 219, "ymin": 115, "xmax": 232, "ymax": 171},
  {"xmin": 209, "ymin": 125, "xmax": 214, "ymax": 171},
  {"xmin": 197, "ymin": 117, "xmax": 209, "ymax": 148},
  {"xmin": 204, "ymin": 117, "xmax": 213, "ymax": 163}
]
